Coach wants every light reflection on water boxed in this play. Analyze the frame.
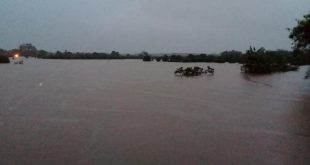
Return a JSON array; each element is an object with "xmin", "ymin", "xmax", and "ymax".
[{"xmin": 0, "ymin": 59, "xmax": 309, "ymax": 165}]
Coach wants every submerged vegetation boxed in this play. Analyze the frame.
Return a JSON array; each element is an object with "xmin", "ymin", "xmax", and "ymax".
[
  {"xmin": 241, "ymin": 47, "xmax": 299, "ymax": 73},
  {"xmin": 148, "ymin": 48, "xmax": 308, "ymax": 74},
  {"xmin": 175, "ymin": 66, "xmax": 214, "ymax": 76}
]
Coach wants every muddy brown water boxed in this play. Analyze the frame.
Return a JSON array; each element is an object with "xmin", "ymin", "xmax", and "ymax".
[{"xmin": 1, "ymin": 59, "xmax": 309, "ymax": 165}]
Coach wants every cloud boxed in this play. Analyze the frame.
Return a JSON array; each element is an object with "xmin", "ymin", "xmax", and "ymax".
[{"xmin": 0, "ymin": 0, "xmax": 309, "ymax": 53}]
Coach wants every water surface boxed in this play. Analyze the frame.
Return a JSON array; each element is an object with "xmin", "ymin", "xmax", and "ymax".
[{"xmin": 0, "ymin": 59, "xmax": 309, "ymax": 165}]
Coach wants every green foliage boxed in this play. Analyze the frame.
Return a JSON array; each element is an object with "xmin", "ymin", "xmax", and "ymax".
[
  {"xmin": 289, "ymin": 12, "xmax": 310, "ymax": 52},
  {"xmin": 242, "ymin": 47, "xmax": 299, "ymax": 74}
]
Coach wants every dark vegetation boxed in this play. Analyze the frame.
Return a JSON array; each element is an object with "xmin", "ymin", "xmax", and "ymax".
[
  {"xmin": 0, "ymin": 55, "xmax": 10, "ymax": 63},
  {"xmin": 149, "ymin": 49, "xmax": 309, "ymax": 64},
  {"xmin": 39, "ymin": 50, "xmax": 142, "ymax": 60},
  {"xmin": 143, "ymin": 48, "xmax": 309, "ymax": 73},
  {"xmin": 142, "ymin": 51, "xmax": 152, "ymax": 61},
  {"xmin": 1, "ymin": 44, "xmax": 309, "ymax": 74},
  {"xmin": 175, "ymin": 66, "xmax": 214, "ymax": 76},
  {"xmin": 288, "ymin": 12, "xmax": 310, "ymax": 52},
  {"xmin": 0, "ymin": 46, "xmax": 142, "ymax": 60},
  {"xmin": 241, "ymin": 47, "xmax": 299, "ymax": 73},
  {"xmin": 1, "ymin": 12, "xmax": 309, "ymax": 74}
]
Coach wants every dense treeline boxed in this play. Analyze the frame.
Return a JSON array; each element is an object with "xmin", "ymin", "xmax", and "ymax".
[
  {"xmin": 241, "ymin": 47, "xmax": 299, "ymax": 73},
  {"xmin": 1, "ymin": 44, "xmax": 309, "ymax": 67},
  {"xmin": 39, "ymin": 51, "xmax": 142, "ymax": 60},
  {"xmin": 1, "ymin": 44, "xmax": 310, "ymax": 74},
  {"xmin": 141, "ymin": 47, "xmax": 309, "ymax": 73},
  {"xmin": 1, "ymin": 12, "xmax": 310, "ymax": 74},
  {"xmin": 143, "ymin": 48, "xmax": 310, "ymax": 65},
  {"xmin": 0, "ymin": 46, "xmax": 142, "ymax": 60}
]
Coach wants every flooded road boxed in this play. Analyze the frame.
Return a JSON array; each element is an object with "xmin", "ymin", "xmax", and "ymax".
[{"xmin": 0, "ymin": 59, "xmax": 309, "ymax": 165}]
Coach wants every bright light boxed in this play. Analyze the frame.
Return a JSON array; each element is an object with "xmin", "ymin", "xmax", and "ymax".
[{"xmin": 14, "ymin": 54, "xmax": 19, "ymax": 58}]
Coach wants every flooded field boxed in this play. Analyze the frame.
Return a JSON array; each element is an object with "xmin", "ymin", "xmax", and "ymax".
[{"xmin": 0, "ymin": 59, "xmax": 309, "ymax": 165}]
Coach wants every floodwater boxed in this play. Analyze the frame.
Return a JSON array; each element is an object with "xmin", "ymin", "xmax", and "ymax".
[{"xmin": 0, "ymin": 59, "xmax": 309, "ymax": 165}]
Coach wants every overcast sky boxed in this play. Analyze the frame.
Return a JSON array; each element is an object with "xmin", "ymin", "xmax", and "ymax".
[{"xmin": 0, "ymin": 0, "xmax": 309, "ymax": 53}]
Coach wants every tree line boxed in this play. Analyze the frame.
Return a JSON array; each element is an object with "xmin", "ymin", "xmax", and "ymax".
[
  {"xmin": 1, "ymin": 44, "xmax": 309, "ymax": 70},
  {"xmin": 1, "ymin": 11, "xmax": 310, "ymax": 73},
  {"xmin": 0, "ymin": 46, "xmax": 142, "ymax": 60}
]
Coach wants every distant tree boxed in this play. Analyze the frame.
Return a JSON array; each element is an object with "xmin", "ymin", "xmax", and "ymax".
[
  {"xmin": 242, "ymin": 46, "xmax": 298, "ymax": 73},
  {"xmin": 246, "ymin": 46, "xmax": 256, "ymax": 55},
  {"xmin": 110, "ymin": 51, "xmax": 120, "ymax": 58},
  {"xmin": 197, "ymin": 54, "xmax": 207, "ymax": 62},
  {"xmin": 184, "ymin": 54, "xmax": 196, "ymax": 62},
  {"xmin": 288, "ymin": 12, "xmax": 310, "ymax": 52},
  {"xmin": 256, "ymin": 47, "xmax": 266, "ymax": 55},
  {"xmin": 162, "ymin": 54, "xmax": 169, "ymax": 62},
  {"xmin": 155, "ymin": 57, "xmax": 161, "ymax": 62},
  {"xmin": 0, "ymin": 55, "xmax": 10, "ymax": 63},
  {"xmin": 142, "ymin": 51, "xmax": 152, "ymax": 61},
  {"xmin": 55, "ymin": 51, "xmax": 63, "ymax": 59},
  {"xmin": 19, "ymin": 43, "xmax": 37, "ymax": 57},
  {"xmin": 37, "ymin": 50, "xmax": 48, "ymax": 58},
  {"xmin": 220, "ymin": 50, "xmax": 242, "ymax": 63},
  {"xmin": 0, "ymin": 48, "xmax": 6, "ymax": 55},
  {"xmin": 63, "ymin": 50, "xmax": 73, "ymax": 59}
]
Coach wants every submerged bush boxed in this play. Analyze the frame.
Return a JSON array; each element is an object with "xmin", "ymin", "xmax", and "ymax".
[{"xmin": 241, "ymin": 47, "xmax": 299, "ymax": 74}]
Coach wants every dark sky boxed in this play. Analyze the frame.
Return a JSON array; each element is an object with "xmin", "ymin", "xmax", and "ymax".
[{"xmin": 0, "ymin": 0, "xmax": 309, "ymax": 53}]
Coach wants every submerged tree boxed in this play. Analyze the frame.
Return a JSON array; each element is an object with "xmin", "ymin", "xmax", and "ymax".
[
  {"xmin": 288, "ymin": 12, "xmax": 310, "ymax": 52},
  {"xmin": 241, "ymin": 47, "xmax": 298, "ymax": 74}
]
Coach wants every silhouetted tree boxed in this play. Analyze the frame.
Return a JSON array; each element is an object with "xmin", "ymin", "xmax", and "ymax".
[
  {"xmin": 19, "ymin": 43, "xmax": 37, "ymax": 58},
  {"xmin": 170, "ymin": 55, "xmax": 183, "ymax": 62},
  {"xmin": 0, "ymin": 55, "xmax": 10, "ymax": 63},
  {"xmin": 289, "ymin": 12, "xmax": 310, "ymax": 53},
  {"xmin": 185, "ymin": 54, "xmax": 196, "ymax": 62},
  {"xmin": 0, "ymin": 48, "xmax": 6, "ymax": 55},
  {"xmin": 111, "ymin": 51, "xmax": 121, "ymax": 59},
  {"xmin": 162, "ymin": 55, "xmax": 169, "ymax": 62},
  {"xmin": 220, "ymin": 50, "xmax": 243, "ymax": 63},
  {"xmin": 155, "ymin": 57, "xmax": 161, "ymax": 62},
  {"xmin": 142, "ymin": 51, "xmax": 152, "ymax": 61},
  {"xmin": 37, "ymin": 50, "xmax": 48, "ymax": 58},
  {"xmin": 242, "ymin": 46, "xmax": 298, "ymax": 73}
]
